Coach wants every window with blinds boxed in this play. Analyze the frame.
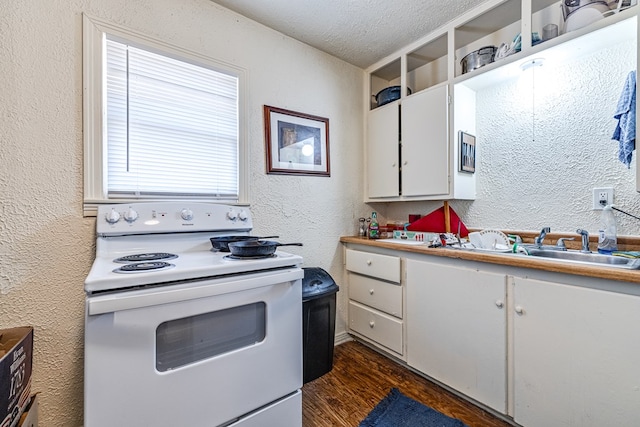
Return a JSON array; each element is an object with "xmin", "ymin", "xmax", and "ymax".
[{"xmin": 105, "ymin": 38, "xmax": 239, "ymax": 200}]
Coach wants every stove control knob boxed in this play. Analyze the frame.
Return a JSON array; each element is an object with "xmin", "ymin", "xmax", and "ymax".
[
  {"xmin": 105, "ymin": 208, "xmax": 121, "ymax": 224},
  {"xmin": 124, "ymin": 208, "xmax": 138, "ymax": 223},
  {"xmin": 238, "ymin": 210, "xmax": 248, "ymax": 221},
  {"xmin": 180, "ymin": 208, "xmax": 194, "ymax": 221},
  {"xmin": 227, "ymin": 210, "xmax": 238, "ymax": 221}
]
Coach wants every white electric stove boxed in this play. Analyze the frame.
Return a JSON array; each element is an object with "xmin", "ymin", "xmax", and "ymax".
[{"xmin": 84, "ymin": 202, "xmax": 304, "ymax": 427}]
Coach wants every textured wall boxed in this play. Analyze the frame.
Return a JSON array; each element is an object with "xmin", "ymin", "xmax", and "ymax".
[
  {"xmin": 0, "ymin": 1, "xmax": 363, "ymax": 425},
  {"xmin": 383, "ymin": 38, "xmax": 640, "ymax": 238}
]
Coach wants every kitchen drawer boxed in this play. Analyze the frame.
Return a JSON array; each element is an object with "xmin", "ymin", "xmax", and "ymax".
[
  {"xmin": 349, "ymin": 301, "xmax": 403, "ymax": 354},
  {"xmin": 345, "ymin": 249, "xmax": 400, "ymax": 283},
  {"xmin": 349, "ymin": 273, "xmax": 402, "ymax": 318}
]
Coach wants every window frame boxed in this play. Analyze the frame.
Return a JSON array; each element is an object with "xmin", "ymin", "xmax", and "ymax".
[{"xmin": 82, "ymin": 14, "xmax": 248, "ymax": 216}]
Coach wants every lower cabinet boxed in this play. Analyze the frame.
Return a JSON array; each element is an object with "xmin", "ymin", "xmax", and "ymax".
[
  {"xmin": 512, "ymin": 276, "xmax": 640, "ymax": 427},
  {"xmin": 405, "ymin": 259, "xmax": 507, "ymax": 413},
  {"xmin": 345, "ymin": 245, "xmax": 640, "ymax": 426},
  {"xmin": 346, "ymin": 249, "xmax": 404, "ymax": 357},
  {"xmin": 349, "ymin": 300, "xmax": 403, "ymax": 355}
]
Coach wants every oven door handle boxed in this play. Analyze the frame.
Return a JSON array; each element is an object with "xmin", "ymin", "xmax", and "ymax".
[{"xmin": 87, "ymin": 268, "xmax": 303, "ymax": 315}]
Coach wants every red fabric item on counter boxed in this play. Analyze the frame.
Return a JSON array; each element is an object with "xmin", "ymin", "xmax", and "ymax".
[{"xmin": 406, "ymin": 206, "xmax": 469, "ymax": 237}]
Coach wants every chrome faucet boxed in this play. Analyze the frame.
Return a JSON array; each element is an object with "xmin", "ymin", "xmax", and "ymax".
[
  {"xmin": 576, "ymin": 229, "xmax": 591, "ymax": 253},
  {"xmin": 534, "ymin": 227, "xmax": 551, "ymax": 248},
  {"xmin": 555, "ymin": 237, "xmax": 574, "ymax": 251}
]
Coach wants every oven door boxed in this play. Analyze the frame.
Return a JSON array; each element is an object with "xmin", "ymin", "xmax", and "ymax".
[{"xmin": 84, "ymin": 268, "xmax": 303, "ymax": 427}]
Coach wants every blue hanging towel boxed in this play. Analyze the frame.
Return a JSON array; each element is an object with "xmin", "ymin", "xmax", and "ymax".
[{"xmin": 612, "ymin": 70, "xmax": 636, "ymax": 168}]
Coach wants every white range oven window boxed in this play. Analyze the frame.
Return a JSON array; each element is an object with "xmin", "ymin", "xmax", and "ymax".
[{"xmin": 156, "ymin": 302, "xmax": 267, "ymax": 372}]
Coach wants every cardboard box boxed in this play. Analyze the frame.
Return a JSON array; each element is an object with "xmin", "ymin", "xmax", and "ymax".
[
  {"xmin": 18, "ymin": 395, "xmax": 38, "ymax": 427},
  {"xmin": 0, "ymin": 327, "xmax": 33, "ymax": 427}
]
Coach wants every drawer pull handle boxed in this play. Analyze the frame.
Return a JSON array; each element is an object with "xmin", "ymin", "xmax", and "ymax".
[
  {"xmin": 369, "ymin": 289, "xmax": 375, "ymax": 295},
  {"xmin": 515, "ymin": 305, "xmax": 524, "ymax": 315},
  {"xmin": 495, "ymin": 300, "xmax": 504, "ymax": 309},
  {"xmin": 369, "ymin": 321, "xmax": 375, "ymax": 328},
  {"xmin": 366, "ymin": 260, "xmax": 372, "ymax": 265}
]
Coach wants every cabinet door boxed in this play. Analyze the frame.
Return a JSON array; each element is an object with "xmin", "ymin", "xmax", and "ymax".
[
  {"xmin": 401, "ymin": 85, "xmax": 449, "ymax": 197},
  {"xmin": 406, "ymin": 259, "xmax": 507, "ymax": 413},
  {"xmin": 367, "ymin": 101, "xmax": 399, "ymax": 198},
  {"xmin": 513, "ymin": 277, "xmax": 640, "ymax": 427}
]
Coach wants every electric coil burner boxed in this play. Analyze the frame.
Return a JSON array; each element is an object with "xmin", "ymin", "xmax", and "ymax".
[
  {"xmin": 113, "ymin": 253, "xmax": 178, "ymax": 263},
  {"xmin": 113, "ymin": 261, "xmax": 175, "ymax": 274},
  {"xmin": 84, "ymin": 202, "xmax": 304, "ymax": 427}
]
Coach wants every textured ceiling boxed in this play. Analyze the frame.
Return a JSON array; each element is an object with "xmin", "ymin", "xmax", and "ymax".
[{"xmin": 210, "ymin": 0, "xmax": 489, "ymax": 69}]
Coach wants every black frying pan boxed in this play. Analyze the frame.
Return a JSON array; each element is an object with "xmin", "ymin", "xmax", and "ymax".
[
  {"xmin": 210, "ymin": 235, "xmax": 279, "ymax": 252},
  {"xmin": 227, "ymin": 240, "xmax": 303, "ymax": 257}
]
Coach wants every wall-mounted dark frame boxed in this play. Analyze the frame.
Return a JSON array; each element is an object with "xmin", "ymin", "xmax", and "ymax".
[
  {"xmin": 264, "ymin": 105, "xmax": 330, "ymax": 176},
  {"xmin": 459, "ymin": 131, "xmax": 476, "ymax": 174}
]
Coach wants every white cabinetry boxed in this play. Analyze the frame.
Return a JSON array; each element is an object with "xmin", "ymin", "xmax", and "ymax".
[
  {"xmin": 366, "ymin": 101, "xmax": 399, "ymax": 198},
  {"xmin": 342, "ymin": 242, "xmax": 640, "ymax": 423},
  {"xmin": 345, "ymin": 249, "xmax": 404, "ymax": 357},
  {"xmin": 512, "ymin": 276, "xmax": 640, "ymax": 427},
  {"xmin": 405, "ymin": 259, "xmax": 507, "ymax": 413},
  {"xmin": 365, "ymin": 0, "xmax": 639, "ymax": 201},
  {"xmin": 366, "ymin": 85, "xmax": 450, "ymax": 199},
  {"xmin": 401, "ymin": 85, "xmax": 450, "ymax": 197}
]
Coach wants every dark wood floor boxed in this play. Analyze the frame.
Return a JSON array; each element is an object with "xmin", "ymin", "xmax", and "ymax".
[{"xmin": 302, "ymin": 340, "xmax": 512, "ymax": 427}]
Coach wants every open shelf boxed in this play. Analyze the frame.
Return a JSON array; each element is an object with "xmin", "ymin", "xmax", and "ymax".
[
  {"xmin": 454, "ymin": 0, "xmax": 522, "ymax": 78},
  {"xmin": 370, "ymin": 59, "xmax": 401, "ymax": 110},
  {"xmin": 455, "ymin": 9, "xmax": 637, "ymax": 91},
  {"xmin": 407, "ymin": 33, "xmax": 448, "ymax": 93}
]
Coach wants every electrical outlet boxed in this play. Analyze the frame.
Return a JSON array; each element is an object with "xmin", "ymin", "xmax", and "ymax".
[{"xmin": 592, "ymin": 187, "xmax": 614, "ymax": 210}]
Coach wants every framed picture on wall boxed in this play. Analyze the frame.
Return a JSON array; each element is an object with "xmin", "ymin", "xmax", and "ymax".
[
  {"xmin": 459, "ymin": 131, "xmax": 476, "ymax": 174},
  {"xmin": 263, "ymin": 105, "xmax": 330, "ymax": 176}
]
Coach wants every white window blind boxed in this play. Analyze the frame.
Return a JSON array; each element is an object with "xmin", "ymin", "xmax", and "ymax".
[{"xmin": 105, "ymin": 38, "xmax": 239, "ymax": 200}]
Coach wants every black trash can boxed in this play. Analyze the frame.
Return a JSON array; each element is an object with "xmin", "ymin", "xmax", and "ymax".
[{"xmin": 302, "ymin": 267, "xmax": 339, "ymax": 384}]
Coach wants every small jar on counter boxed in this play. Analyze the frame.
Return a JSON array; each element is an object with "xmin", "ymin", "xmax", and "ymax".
[{"xmin": 358, "ymin": 218, "xmax": 367, "ymax": 237}]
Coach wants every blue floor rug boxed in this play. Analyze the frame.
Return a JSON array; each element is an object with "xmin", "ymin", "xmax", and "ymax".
[{"xmin": 359, "ymin": 388, "xmax": 469, "ymax": 427}]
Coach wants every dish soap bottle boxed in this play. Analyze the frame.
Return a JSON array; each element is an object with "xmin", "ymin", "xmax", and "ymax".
[
  {"xmin": 368, "ymin": 212, "xmax": 380, "ymax": 239},
  {"xmin": 597, "ymin": 205, "xmax": 618, "ymax": 254}
]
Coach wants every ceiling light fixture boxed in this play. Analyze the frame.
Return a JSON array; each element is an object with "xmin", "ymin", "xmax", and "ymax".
[{"xmin": 520, "ymin": 58, "xmax": 545, "ymax": 71}]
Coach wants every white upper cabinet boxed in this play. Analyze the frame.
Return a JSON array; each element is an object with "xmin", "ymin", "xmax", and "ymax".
[
  {"xmin": 366, "ymin": 85, "xmax": 451, "ymax": 200},
  {"xmin": 364, "ymin": 0, "xmax": 638, "ymax": 201},
  {"xmin": 366, "ymin": 101, "xmax": 399, "ymax": 198},
  {"xmin": 365, "ymin": 32, "xmax": 460, "ymax": 201},
  {"xmin": 401, "ymin": 84, "xmax": 450, "ymax": 197}
]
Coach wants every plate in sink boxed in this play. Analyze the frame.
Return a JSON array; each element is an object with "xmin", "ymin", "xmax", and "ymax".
[
  {"xmin": 478, "ymin": 229, "xmax": 511, "ymax": 250},
  {"xmin": 448, "ymin": 241, "xmax": 511, "ymax": 253}
]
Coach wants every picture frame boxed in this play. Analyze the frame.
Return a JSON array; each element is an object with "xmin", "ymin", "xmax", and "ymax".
[
  {"xmin": 264, "ymin": 105, "xmax": 330, "ymax": 176},
  {"xmin": 459, "ymin": 131, "xmax": 476, "ymax": 174}
]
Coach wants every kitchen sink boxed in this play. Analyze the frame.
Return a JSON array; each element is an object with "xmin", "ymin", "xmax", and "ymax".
[
  {"xmin": 445, "ymin": 243, "xmax": 640, "ymax": 269},
  {"xmin": 525, "ymin": 248, "xmax": 640, "ymax": 270}
]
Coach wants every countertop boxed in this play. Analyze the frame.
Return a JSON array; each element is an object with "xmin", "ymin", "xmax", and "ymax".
[{"xmin": 340, "ymin": 236, "xmax": 640, "ymax": 284}]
